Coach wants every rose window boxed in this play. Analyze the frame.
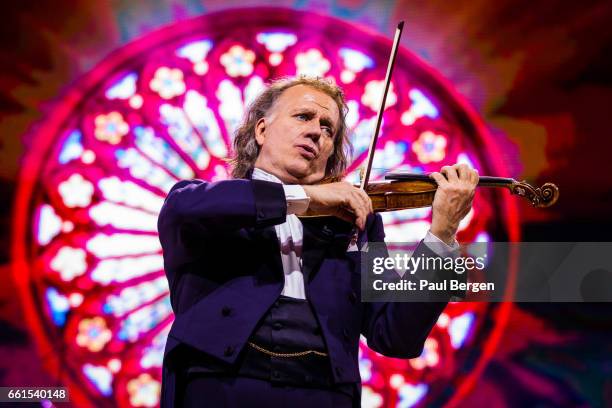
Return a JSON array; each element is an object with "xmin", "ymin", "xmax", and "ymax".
[{"xmin": 12, "ymin": 8, "xmax": 519, "ymax": 407}]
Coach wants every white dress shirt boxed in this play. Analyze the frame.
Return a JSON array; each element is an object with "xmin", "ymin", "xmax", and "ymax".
[{"xmin": 251, "ymin": 167, "xmax": 459, "ymax": 299}]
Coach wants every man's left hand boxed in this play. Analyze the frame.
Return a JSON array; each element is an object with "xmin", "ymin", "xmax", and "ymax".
[{"xmin": 429, "ymin": 164, "xmax": 479, "ymax": 245}]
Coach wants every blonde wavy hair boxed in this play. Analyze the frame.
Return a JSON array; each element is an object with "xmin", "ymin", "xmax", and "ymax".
[{"xmin": 229, "ymin": 77, "xmax": 352, "ymax": 179}]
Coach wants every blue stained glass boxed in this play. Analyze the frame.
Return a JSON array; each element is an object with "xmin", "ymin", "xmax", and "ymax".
[
  {"xmin": 409, "ymin": 89, "xmax": 439, "ymax": 119},
  {"xmin": 339, "ymin": 48, "xmax": 374, "ymax": 71},
  {"xmin": 256, "ymin": 33, "xmax": 297, "ymax": 52},
  {"xmin": 398, "ymin": 383, "xmax": 428, "ymax": 408},
  {"xmin": 176, "ymin": 40, "xmax": 213, "ymax": 61},
  {"xmin": 133, "ymin": 126, "xmax": 194, "ymax": 179},
  {"xmin": 83, "ymin": 364, "xmax": 113, "ymax": 396},
  {"xmin": 58, "ymin": 130, "xmax": 84, "ymax": 164},
  {"xmin": 46, "ymin": 287, "xmax": 69, "ymax": 326},
  {"xmin": 105, "ymin": 73, "xmax": 137, "ymax": 100},
  {"xmin": 449, "ymin": 312, "xmax": 475, "ymax": 349}
]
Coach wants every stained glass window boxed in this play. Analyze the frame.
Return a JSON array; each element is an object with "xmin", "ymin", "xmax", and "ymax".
[{"xmin": 13, "ymin": 9, "xmax": 519, "ymax": 407}]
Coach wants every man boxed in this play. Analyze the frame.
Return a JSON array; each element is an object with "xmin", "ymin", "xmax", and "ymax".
[{"xmin": 158, "ymin": 77, "xmax": 478, "ymax": 407}]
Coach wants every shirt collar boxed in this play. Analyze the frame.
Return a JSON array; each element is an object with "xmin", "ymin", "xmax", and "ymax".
[{"xmin": 252, "ymin": 167, "xmax": 284, "ymax": 184}]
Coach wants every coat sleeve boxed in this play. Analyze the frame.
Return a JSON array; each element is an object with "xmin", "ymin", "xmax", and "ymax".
[
  {"xmin": 157, "ymin": 178, "xmax": 287, "ymax": 270},
  {"xmin": 359, "ymin": 214, "xmax": 453, "ymax": 359}
]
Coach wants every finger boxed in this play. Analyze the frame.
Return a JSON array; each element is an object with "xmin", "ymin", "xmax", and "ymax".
[
  {"xmin": 456, "ymin": 164, "xmax": 470, "ymax": 180},
  {"xmin": 471, "ymin": 168, "xmax": 480, "ymax": 185},
  {"xmin": 441, "ymin": 165, "xmax": 459, "ymax": 182},
  {"xmin": 430, "ymin": 171, "xmax": 448, "ymax": 186},
  {"xmin": 361, "ymin": 188, "xmax": 373, "ymax": 214},
  {"xmin": 351, "ymin": 189, "xmax": 370, "ymax": 217},
  {"xmin": 349, "ymin": 195, "xmax": 368, "ymax": 230},
  {"xmin": 356, "ymin": 214, "xmax": 366, "ymax": 231},
  {"xmin": 350, "ymin": 188, "xmax": 366, "ymax": 212},
  {"xmin": 345, "ymin": 204, "xmax": 364, "ymax": 230},
  {"xmin": 352, "ymin": 201, "xmax": 366, "ymax": 231},
  {"xmin": 356, "ymin": 188, "xmax": 373, "ymax": 214},
  {"xmin": 364, "ymin": 195, "xmax": 373, "ymax": 214},
  {"xmin": 357, "ymin": 205, "xmax": 368, "ymax": 230},
  {"xmin": 461, "ymin": 204, "xmax": 473, "ymax": 219}
]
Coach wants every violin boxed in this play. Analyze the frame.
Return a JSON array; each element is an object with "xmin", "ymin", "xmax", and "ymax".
[
  {"xmin": 324, "ymin": 21, "xmax": 559, "ymax": 214},
  {"xmin": 366, "ymin": 172, "xmax": 559, "ymax": 211},
  {"xmin": 302, "ymin": 172, "xmax": 559, "ymax": 218}
]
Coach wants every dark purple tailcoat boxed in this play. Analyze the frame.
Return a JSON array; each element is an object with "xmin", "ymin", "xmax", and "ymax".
[{"xmin": 157, "ymin": 178, "xmax": 449, "ymax": 407}]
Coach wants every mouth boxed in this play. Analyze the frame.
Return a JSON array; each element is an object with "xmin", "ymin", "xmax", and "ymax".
[{"xmin": 295, "ymin": 144, "xmax": 317, "ymax": 160}]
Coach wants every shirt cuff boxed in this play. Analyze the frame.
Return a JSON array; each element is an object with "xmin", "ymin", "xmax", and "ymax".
[
  {"xmin": 423, "ymin": 230, "xmax": 460, "ymax": 258},
  {"xmin": 283, "ymin": 185, "xmax": 310, "ymax": 215}
]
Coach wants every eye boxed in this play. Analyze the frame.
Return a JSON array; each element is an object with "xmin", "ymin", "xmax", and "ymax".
[
  {"xmin": 295, "ymin": 113, "xmax": 310, "ymax": 121},
  {"xmin": 321, "ymin": 126, "xmax": 333, "ymax": 137}
]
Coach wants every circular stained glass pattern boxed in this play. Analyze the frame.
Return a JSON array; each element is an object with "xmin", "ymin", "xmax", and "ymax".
[{"xmin": 12, "ymin": 8, "xmax": 519, "ymax": 407}]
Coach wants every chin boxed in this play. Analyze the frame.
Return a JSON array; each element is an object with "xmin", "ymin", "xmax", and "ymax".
[
  {"xmin": 301, "ymin": 170, "xmax": 326, "ymax": 184},
  {"xmin": 287, "ymin": 164, "xmax": 323, "ymax": 183}
]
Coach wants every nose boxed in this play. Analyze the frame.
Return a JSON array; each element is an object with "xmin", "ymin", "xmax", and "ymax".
[{"xmin": 304, "ymin": 120, "xmax": 322, "ymax": 144}]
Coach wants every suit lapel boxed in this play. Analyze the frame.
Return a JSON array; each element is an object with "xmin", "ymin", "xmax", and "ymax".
[
  {"xmin": 301, "ymin": 217, "xmax": 354, "ymax": 282},
  {"xmin": 248, "ymin": 225, "xmax": 283, "ymax": 280},
  {"xmin": 301, "ymin": 220, "xmax": 331, "ymax": 281},
  {"xmin": 245, "ymin": 170, "xmax": 284, "ymax": 280}
]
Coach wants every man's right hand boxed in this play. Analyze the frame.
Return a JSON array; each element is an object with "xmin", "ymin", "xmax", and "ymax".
[{"xmin": 302, "ymin": 182, "xmax": 373, "ymax": 230}]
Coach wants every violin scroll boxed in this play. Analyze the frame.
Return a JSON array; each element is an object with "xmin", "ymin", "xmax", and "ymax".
[{"xmin": 510, "ymin": 180, "xmax": 559, "ymax": 208}]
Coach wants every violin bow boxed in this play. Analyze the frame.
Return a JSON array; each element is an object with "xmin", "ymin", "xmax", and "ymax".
[{"xmin": 360, "ymin": 21, "xmax": 404, "ymax": 191}]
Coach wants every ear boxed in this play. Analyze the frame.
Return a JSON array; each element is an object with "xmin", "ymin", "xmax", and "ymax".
[{"xmin": 255, "ymin": 117, "xmax": 266, "ymax": 146}]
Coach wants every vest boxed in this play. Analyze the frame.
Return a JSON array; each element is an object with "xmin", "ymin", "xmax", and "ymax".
[{"xmin": 177, "ymin": 295, "xmax": 354, "ymax": 397}]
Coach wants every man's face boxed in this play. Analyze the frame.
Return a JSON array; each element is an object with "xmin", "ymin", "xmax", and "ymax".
[{"xmin": 254, "ymin": 84, "xmax": 340, "ymax": 184}]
